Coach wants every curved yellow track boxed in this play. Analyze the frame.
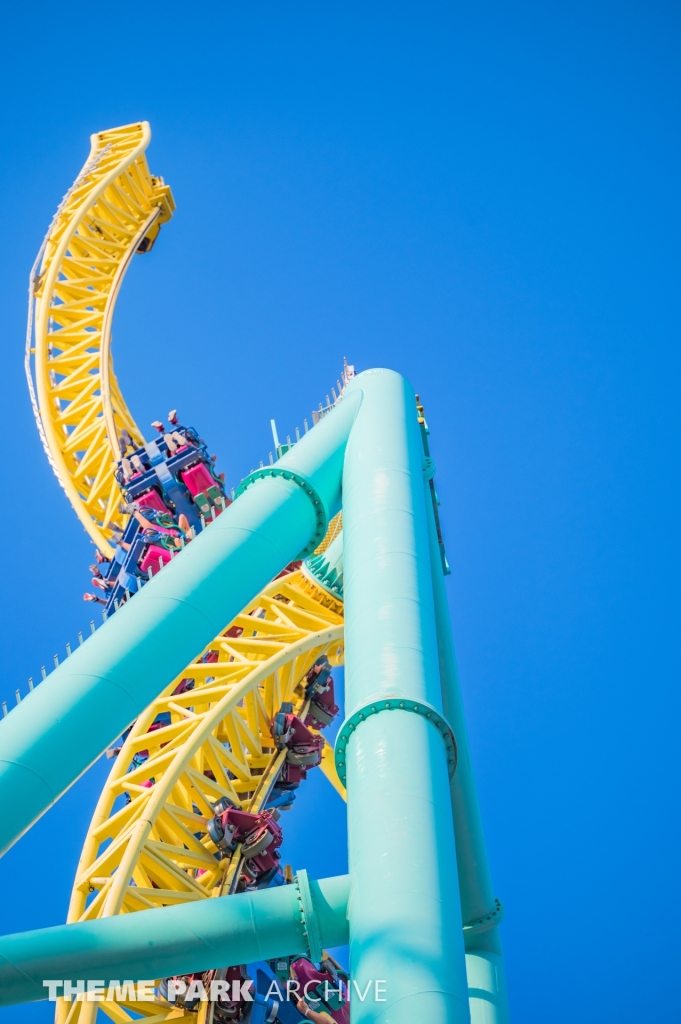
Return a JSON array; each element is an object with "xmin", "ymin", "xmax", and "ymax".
[
  {"xmin": 26, "ymin": 121, "xmax": 175, "ymax": 557},
  {"xmin": 57, "ymin": 567, "xmax": 345, "ymax": 1024},
  {"xmin": 23, "ymin": 124, "xmax": 348, "ymax": 1024}
]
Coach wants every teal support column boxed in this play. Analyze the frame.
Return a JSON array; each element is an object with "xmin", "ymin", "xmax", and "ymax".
[
  {"xmin": 0, "ymin": 392, "xmax": 361, "ymax": 856},
  {"xmin": 340, "ymin": 370, "xmax": 470, "ymax": 1024},
  {"xmin": 0, "ymin": 872, "xmax": 350, "ymax": 1007},
  {"xmin": 423, "ymin": 477, "xmax": 511, "ymax": 1024}
]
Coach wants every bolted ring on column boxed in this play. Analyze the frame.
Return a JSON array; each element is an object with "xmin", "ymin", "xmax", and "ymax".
[
  {"xmin": 334, "ymin": 696, "xmax": 458, "ymax": 786},
  {"xmin": 234, "ymin": 467, "xmax": 327, "ymax": 557},
  {"xmin": 463, "ymin": 898, "xmax": 505, "ymax": 938}
]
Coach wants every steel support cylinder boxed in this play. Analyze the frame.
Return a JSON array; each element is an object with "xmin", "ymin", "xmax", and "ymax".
[
  {"xmin": 423, "ymin": 479, "xmax": 511, "ymax": 1024},
  {"xmin": 342, "ymin": 369, "xmax": 469, "ymax": 1023},
  {"xmin": 0, "ymin": 873, "xmax": 350, "ymax": 1007},
  {"xmin": 0, "ymin": 392, "xmax": 361, "ymax": 856}
]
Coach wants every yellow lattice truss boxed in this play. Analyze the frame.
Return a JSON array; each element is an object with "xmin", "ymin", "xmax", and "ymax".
[
  {"xmin": 27, "ymin": 121, "xmax": 175, "ymax": 557},
  {"xmin": 22, "ymin": 122, "xmax": 351, "ymax": 1024},
  {"xmin": 57, "ymin": 569, "xmax": 345, "ymax": 1024},
  {"xmin": 315, "ymin": 511, "xmax": 343, "ymax": 554}
]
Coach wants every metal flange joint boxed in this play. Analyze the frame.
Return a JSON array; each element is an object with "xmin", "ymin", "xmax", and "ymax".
[
  {"xmin": 463, "ymin": 897, "xmax": 505, "ymax": 936},
  {"xmin": 233, "ymin": 467, "xmax": 328, "ymax": 558},
  {"xmin": 294, "ymin": 868, "xmax": 323, "ymax": 963},
  {"xmin": 334, "ymin": 696, "xmax": 458, "ymax": 786}
]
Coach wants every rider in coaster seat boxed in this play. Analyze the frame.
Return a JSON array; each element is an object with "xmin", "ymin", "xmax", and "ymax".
[
  {"xmin": 292, "ymin": 957, "xmax": 350, "ymax": 1024},
  {"xmin": 123, "ymin": 502, "xmax": 190, "ymax": 550}
]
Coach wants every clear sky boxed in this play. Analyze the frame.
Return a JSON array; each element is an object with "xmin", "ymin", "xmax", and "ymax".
[{"xmin": 0, "ymin": 2, "xmax": 679, "ymax": 1021}]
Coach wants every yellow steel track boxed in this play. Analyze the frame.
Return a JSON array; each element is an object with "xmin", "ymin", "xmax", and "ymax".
[
  {"xmin": 56, "ymin": 567, "xmax": 345, "ymax": 1024},
  {"xmin": 26, "ymin": 121, "xmax": 175, "ymax": 557},
  {"xmin": 22, "ymin": 123, "xmax": 348, "ymax": 1024}
]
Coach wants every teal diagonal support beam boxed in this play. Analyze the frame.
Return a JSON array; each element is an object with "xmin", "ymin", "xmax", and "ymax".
[
  {"xmin": 0, "ymin": 872, "xmax": 350, "ymax": 1007},
  {"xmin": 0, "ymin": 392, "xmax": 362, "ymax": 856}
]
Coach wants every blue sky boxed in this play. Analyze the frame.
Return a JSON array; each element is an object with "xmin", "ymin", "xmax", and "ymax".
[{"xmin": 0, "ymin": 2, "xmax": 679, "ymax": 1021}]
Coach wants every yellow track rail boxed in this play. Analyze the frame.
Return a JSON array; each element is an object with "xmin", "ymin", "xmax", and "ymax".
[
  {"xmin": 26, "ymin": 122, "xmax": 175, "ymax": 557},
  {"xmin": 23, "ymin": 124, "xmax": 349, "ymax": 1024},
  {"xmin": 57, "ymin": 568, "xmax": 345, "ymax": 1024}
]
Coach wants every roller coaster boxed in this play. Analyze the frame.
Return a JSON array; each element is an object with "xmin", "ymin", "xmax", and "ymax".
[{"xmin": 0, "ymin": 123, "xmax": 510, "ymax": 1024}]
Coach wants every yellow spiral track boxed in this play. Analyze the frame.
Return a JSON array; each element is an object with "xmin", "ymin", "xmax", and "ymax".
[
  {"xmin": 23, "ymin": 124, "xmax": 348, "ymax": 1024},
  {"xmin": 27, "ymin": 121, "xmax": 175, "ymax": 557},
  {"xmin": 57, "ymin": 566, "xmax": 345, "ymax": 1024}
]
